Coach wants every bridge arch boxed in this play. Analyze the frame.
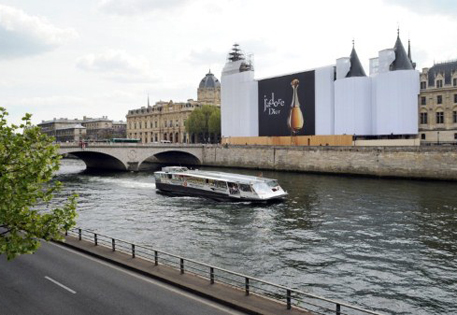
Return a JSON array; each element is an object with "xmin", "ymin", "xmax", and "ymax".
[
  {"xmin": 65, "ymin": 151, "xmax": 127, "ymax": 171},
  {"xmin": 139, "ymin": 150, "xmax": 201, "ymax": 170}
]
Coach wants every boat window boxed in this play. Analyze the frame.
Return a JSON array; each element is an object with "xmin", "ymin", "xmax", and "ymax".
[
  {"xmin": 228, "ymin": 182, "xmax": 240, "ymax": 195},
  {"xmin": 267, "ymin": 180, "xmax": 278, "ymax": 188},
  {"xmin": 253, "ymin": 182, "xmax": 270, "ymax": 194},
  {"xmin": 216, "ymin": 181, "xmax": 227, "ymax": 189},
  {"xmin": 239, "ymin": 184, "xmax": 252, "ymax": 192}
]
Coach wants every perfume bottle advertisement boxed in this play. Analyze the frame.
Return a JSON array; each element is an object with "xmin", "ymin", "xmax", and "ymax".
[{"xmin": 258, "ymin": 70, "xmax": 315, "ymax": 136}]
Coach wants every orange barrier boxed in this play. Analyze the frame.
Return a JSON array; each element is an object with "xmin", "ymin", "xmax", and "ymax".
[{"xmin": 221, "ymin": 135, "xmax": 353, "ymax": 146}]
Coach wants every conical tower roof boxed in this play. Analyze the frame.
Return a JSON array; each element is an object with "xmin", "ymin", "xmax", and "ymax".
[
  {"xmin": 346, "ymin": 44, "xmax": 366, "ymax": 77},
  {"xmin": 390, "ymin": 31, "xmax": 413, "ymax": 70}
]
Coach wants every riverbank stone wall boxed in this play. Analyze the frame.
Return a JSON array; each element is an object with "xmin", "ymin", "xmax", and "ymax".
[{"xmin": 202, "ymin": 145, "xmax": 457, "ymax": 180}]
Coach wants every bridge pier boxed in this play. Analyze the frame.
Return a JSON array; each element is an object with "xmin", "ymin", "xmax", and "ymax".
[{"xmin": 127, "ymin": 162, "xmax": 139, "ymax": 171}]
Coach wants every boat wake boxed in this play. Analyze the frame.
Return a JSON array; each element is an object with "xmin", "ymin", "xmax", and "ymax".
[{"xmin": 89, "ymin": 177, "xmax": 156, "ymax": 189}]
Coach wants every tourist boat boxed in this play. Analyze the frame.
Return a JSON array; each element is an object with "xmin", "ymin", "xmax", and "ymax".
[{"xmin": 154, "ymin": 166, "xmax": 288, "ymax": 202}]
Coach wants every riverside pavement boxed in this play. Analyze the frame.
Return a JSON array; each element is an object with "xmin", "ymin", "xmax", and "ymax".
[{"xmin": 58, "ymin": 235, "xmax": 313, "ymax": 315}]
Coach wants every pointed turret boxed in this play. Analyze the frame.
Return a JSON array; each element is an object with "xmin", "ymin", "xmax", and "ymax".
[
  {"xmin": 346, "ymin": 41, "xmax": 366, "ymax": 77},
  {"xmin": 390, "ymin": 30, "xmax": 413, "ymax": 71}
]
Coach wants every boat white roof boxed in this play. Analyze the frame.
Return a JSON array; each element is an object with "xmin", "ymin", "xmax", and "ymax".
[{"xmin": 157, "ymin": 167, "xmax": 275, "ymax": 184}]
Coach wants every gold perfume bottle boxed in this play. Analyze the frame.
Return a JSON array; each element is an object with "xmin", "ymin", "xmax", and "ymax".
[{"xmin": 287, "ymin": 79, "xmax": 304, "ymax": 134}]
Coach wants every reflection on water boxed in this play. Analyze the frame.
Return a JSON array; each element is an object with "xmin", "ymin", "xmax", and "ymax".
[{"xmin": 56, "ymin": 159, "xmax": 457, "ymax": 315}]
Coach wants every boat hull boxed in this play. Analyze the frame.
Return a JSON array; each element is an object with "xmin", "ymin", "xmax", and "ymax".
[{"xmin": 155, "ymin": 182, "xmax": 285, "ymax": 202}]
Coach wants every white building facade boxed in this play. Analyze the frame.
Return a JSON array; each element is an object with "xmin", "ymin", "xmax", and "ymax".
[{"xmin": 221, "ymin": 34, "xmax": 419, "ymax": 139}]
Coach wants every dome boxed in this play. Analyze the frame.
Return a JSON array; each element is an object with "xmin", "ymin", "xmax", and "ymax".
[{"xmin": 199, "ymin": 70, "xmax": 221, "ymax": 89}]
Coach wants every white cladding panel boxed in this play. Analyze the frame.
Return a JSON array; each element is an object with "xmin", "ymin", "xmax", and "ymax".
[
  {"xmin": 315, "ymin": 66, "xmax": 335, "ymax": 135},
  {"xmin": 221, "ymin": 70, "xmax": 258, "ymax": 137},
  {"xmin": 336, "ymin": 58, "xmax": 350, "ymax": 80},
  {"xmin": 372, "ymin": 70, "xmax": 419, "ymax": 135},
  {"xmin": 334, "ymin": 77, "xmax": 372, "ymax": 135}
]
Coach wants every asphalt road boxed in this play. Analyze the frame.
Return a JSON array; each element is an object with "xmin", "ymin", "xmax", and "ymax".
[{"xmin": 0, "ymin": 241, "xmax": 244, "ymax": 315}]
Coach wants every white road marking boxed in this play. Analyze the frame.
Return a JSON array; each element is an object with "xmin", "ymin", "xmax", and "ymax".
[
  {"xmin": 51, "ymin": 242, "xmax": 244, "ymax": 314},
  {"xmin": 45, "ymin": 276, "xmax": 77, "ymax": 294}
]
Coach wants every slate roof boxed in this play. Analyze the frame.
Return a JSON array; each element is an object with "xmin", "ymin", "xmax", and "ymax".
[
  {"xmin": 346, "ymin": 46, "xmax": 366, "ymax": 77},
  {"xmin": 390, "ymin": 34, "xmax": 413, "ymax": 71},
  {"xmin": 426, "ymin": 61, "xmax": 457, "ymax": 87},
  {"xmin": 199, "ymin": 70, "xmax": 221, "ymax": 89}
]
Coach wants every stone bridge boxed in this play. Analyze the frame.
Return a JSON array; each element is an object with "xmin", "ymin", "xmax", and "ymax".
[{"xmin": 58, "ymin": 143, "xmax": 205, "ymax": 171}]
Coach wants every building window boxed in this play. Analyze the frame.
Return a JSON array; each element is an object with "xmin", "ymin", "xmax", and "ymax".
[
  {"xmin": 164, "ymin": 121, "xmax": 167, "ymax": 127},
  {"xmin": 454, "ymin": 78, "xmax": 457, "ymax": 87},
  {"xmin": 437, "ymin": 79, "xmax": 443, "ymax": 88},
  {"xmin": 420, "ymin": 112, "xmax": 428, "ymax": 124},
  {"xmin": 421, "ymin": 134, "xmax": 426, "ymax": 140},
  {"xmin": 436, "ymin": 111, "xmax": 444, "ymax": 124},
  {"xmin": 420, "ymin": 81, "xmax": 426, "ymax": 89},
  {"xmin": 455, "ymin": 133, "xmax": 457, "ymax": 140},
  {"xmin": 155, "ymin": 121, "xmax": 158, "ymax": 128},
  {"xmin": 437, "ymin": 95, "xmax": 442, "ymax": 104},
  {"xmin": 421, "ymin": 96, "xmax": 426, "ymax": 105},
  {"xmin": 454, "ymin": 94, "xmax": 457, "ymax": 103},
  {"xmin": 176, "ymin": 120, "xmax": 179, "ymax": 127},
  {"xmin": 453, "ymin": 111, "xmax": 457, "ymax": 123}
]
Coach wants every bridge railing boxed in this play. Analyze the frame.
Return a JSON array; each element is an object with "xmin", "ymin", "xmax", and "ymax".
[
  {"xmin": 57, "ymin": 142, "xmax": 206, "ymax": 148},
  {"xmin": 68, "ymin": 227, "xmax": 384, "ymax": 315}
]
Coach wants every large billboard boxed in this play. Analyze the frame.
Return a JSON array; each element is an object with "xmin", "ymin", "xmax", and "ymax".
[{"xmin": 258, "ymin": 70, "xmax": 315, "ymax": 136}]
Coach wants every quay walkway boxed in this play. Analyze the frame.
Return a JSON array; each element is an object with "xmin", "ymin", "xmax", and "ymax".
[{"xmin": 60, "ymin": 228, "xmax": 384, "ymax": 315}]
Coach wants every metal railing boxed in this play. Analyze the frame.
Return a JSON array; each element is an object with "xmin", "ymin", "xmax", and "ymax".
[{"xmin": 67, "ymin": 228, "xmax": 384, "ymax": 315}]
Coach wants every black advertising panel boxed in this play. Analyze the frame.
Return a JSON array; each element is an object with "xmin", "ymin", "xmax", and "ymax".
[{"xmin": 258, "ymin": 70, "xmax": 315, "ymax": 136}]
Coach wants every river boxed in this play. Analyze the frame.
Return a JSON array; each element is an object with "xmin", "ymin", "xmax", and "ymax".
[{"xmin": 55, "ymin": 159, "xmax": 457, "ymax": 315}]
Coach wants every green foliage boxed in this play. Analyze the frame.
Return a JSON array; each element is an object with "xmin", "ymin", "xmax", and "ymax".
[
  {"xmin": 208, "ymin": 107, "xmax": 221, "ymax": 135},
  {"xmin": 185, "ymin": 105, "xmax": 220, "ymax": 143},
  {"xmin": 185, "ymin": 109, "xmax": 205, "ymax": 135},
  {"xmin": 0, "ymin": 107, "xmax": 77, "ymax": 260}
]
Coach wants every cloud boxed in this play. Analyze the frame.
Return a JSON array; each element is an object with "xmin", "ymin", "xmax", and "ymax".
[
  {"xmin": 76, "ymin": 50, "xmax": 154, "ymax": 83},
  {"xmin": 383, "ymin": 0, "xmax": 457, "ymax": 16},
  {"xmin": 0, "ymin": 4, "xmax": 78, "ymax": 58},
  {"xmin": 188, "ymin": 48, "xmax": 226, "ymax": 66},
  {"xmin": 98, "ymin": 0, "xmax": 190, "ymax": 15}
]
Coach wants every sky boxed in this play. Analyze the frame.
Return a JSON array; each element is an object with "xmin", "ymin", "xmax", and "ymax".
[{"xmin": 1, "ymin": 0, "xmax": 457, "ymax": 126}]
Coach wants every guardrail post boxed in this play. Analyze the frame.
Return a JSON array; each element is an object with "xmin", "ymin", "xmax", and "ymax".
[
  {"xmin": 180, "ymin": 258, "xmax": 184, "ymax": 274},
  {"xmin": 245, "ymin": 277, "xmax": 250, "ymax": 296},
  {"xmin": 210, "ymin": 267, "xmax": 214, "ymax": 284},
  {"xmin": 112, "ymin": 238, "xmax": 116, "ymax": 251},
  {"xmin": 94, "ymin": 233, "xmax": 98, "ymax": 246},
  {"xmin": 336, "ymin": 303, "xmax": 341, "ymax": 315},
  {"xmin": 287, "ymin": 289, "xmax": 291, "ymax": 310},
  {"xmin": 78, "ymin": 229, "xmax": 82, "ymax": 240},
  {"xmin": 132, "ymin": 244, "xmax": 135, "ymax": 258},
  {"xmin": 154, "ymin": 251, "xmax": 158, "ymax": 266}
]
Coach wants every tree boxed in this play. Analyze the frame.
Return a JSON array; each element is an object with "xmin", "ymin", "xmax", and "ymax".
[
  {"xmin": 208, "ymin": 107, "xmax": 221, "ymax": 135},
  {"xmin": 0, "ymin": 107, "xmax": 77, "ymax": 260},
  {"xmin": 185, "ymin": 105, "xmax": 221, "ymax": 143}
]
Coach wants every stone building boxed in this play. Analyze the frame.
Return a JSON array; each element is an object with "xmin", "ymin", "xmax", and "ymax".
[
  {"xmin": 38, "ymin": 118, "xmax": 85, "ymax": 142},
  {"xmin": 38, "ymin": 116, "xmax": 126, "ymax": 142},
  {"xmin": 419, "ymin": 61, "xmax": 457, "ymax": 144},
  {"xmin": 55, "ymin": 124, "xmax": 86, "ymax": 142},
  {"xmin": 82, "ymin": 116, "xmax": 127, "ymax": 141},
  {"xmin": 197, "ymin": 70, "xmax": 221, "ymax": 105},
  {"xmin": 126, "ymin": 71, "xmax": 221, "ymax": 144}
]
